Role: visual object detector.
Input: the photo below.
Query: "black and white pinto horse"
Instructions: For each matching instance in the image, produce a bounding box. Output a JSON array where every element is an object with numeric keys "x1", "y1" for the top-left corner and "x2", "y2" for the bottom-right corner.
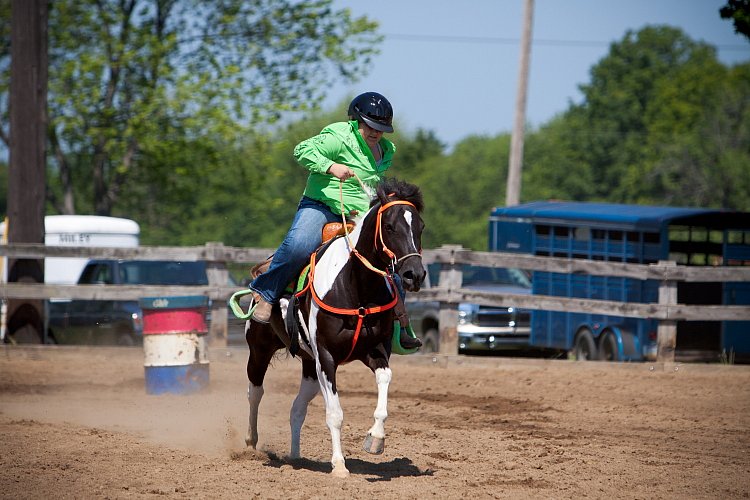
[{"x1": 244, "y1": 178, "x2": 425, "y2": 477}]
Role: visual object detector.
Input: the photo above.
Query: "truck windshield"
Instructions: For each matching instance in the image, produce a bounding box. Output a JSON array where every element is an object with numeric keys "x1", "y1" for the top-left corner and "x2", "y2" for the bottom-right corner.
[
  {"x1": 427, "y1": 263, "x2": 531, "y2": 288},
  {"x1": 119, "y1": 261, "x2": 209, "y2": 286}
]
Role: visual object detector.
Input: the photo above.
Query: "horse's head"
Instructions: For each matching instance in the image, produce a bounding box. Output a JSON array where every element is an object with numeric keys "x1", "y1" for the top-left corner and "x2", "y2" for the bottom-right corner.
[{"x1": 371, "y1": 179, "x2": 426, "y2": 292}]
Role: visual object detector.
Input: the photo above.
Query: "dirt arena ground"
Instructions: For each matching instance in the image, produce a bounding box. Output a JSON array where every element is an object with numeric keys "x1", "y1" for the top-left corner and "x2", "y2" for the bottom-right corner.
[{"x1": 1, "y1": 345, "x2": 748, "y2": 499}]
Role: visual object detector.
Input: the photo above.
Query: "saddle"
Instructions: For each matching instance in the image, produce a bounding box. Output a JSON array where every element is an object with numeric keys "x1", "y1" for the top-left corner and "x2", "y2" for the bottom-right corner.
[{"x1": 249, "y1": 221, "x2": 355, "y2": 279}]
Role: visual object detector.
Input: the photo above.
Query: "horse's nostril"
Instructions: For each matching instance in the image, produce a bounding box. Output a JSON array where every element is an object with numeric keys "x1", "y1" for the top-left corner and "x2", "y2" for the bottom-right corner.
[{"x1": 402, "y1": 271, "x2": 414, "y2": 282}]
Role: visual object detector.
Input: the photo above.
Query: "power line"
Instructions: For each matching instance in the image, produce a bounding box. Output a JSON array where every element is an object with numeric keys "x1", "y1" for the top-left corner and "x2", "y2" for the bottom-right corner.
[{"x1": 383, "y1": 32, "x2": 750, "y2": 51}]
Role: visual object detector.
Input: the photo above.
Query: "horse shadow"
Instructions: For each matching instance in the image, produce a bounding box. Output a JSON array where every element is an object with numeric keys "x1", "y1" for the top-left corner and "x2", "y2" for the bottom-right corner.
[{"x1": 263, "y1": 453, "x2": 434, "y2": 481}]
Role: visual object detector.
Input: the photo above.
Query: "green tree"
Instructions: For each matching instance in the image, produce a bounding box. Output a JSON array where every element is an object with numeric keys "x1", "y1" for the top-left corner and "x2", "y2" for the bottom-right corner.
[
  {"x1": 522, "y1": 24, "x2": 750, "y2": 218},
  {"x1": 720, "y1": 0, "x2": 750, "y2": 40},
  {"x1": 0, "y1": 0, "x2": 380, "y2": 218},
  {"x1": 390, "y1": 128, "x2": 446, "y2": 182},
  {"x1": 576, "y1": 27, "x2": 701, "y2": 199},
  {"x1": 524, "y1": 111, "x2": 596, "y2": 202},
  {"x1": 412, "y1": 134, "x2": 510, "y2": 250},
  {"x1": 647, "y1": 62, "x2": 750, "y2": 209}
]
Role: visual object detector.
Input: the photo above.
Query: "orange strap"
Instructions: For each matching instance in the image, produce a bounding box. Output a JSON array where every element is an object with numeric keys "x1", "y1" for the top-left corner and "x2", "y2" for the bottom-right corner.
[
  {"x1": 374, "y1": 200, "x2": 416, "y2": 262},
  {"x1": 298, "y1": 249, "x2": 398, "y2": 363}
]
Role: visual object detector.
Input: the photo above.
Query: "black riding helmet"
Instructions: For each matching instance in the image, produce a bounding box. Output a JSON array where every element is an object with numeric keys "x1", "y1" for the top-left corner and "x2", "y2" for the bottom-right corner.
[{"x1": 348, "y1": 92, "x2": 394, "y2": 133}]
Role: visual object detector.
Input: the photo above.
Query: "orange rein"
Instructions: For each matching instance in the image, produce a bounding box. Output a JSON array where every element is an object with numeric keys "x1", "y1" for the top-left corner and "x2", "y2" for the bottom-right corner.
[{"x1": 296, "y1": 199, "x2": 418, "y2": 363}]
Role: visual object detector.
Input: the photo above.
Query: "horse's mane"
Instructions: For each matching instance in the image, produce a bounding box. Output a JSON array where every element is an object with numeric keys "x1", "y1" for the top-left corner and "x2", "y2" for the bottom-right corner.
[{"x1": 370, "y1": 178, "x2": 424, "y2": 213}]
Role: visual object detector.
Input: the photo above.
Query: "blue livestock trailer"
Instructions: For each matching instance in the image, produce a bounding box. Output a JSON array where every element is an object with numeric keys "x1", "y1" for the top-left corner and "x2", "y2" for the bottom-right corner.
[{"x1": 489, "y1": 201, "x2": 750, "y2": 362}]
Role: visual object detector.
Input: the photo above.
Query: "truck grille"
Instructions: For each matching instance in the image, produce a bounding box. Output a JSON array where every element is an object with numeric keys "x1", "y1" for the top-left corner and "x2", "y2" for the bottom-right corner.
[
  {"x1": 476, "y1": 307, "x2": 530, "y2": 327},
  {"x1": 476, "y1": 308, "x2": 512, "y2": 327}
]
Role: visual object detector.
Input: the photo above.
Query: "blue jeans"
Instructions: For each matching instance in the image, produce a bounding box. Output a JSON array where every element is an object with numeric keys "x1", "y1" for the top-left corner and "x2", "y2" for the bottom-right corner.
[{"x1": 249, "y1": 196, "x2": 341, "y2": 304}]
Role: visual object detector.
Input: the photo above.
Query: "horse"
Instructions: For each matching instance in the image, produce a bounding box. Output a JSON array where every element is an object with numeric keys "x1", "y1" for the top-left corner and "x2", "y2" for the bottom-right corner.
[{"x1": 243, "y1": 178, "x2": 426, "y2": 477}]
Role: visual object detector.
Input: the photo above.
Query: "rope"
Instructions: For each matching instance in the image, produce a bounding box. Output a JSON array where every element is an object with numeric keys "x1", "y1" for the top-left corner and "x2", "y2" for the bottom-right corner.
[{"x1": 337, "y1": 171, "x2": 368, "y2": 251}]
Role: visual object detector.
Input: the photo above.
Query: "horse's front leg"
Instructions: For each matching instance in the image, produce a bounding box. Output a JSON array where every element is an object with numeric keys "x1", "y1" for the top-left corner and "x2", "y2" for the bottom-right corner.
[
  {"x1": 315, "y1": 350, "x2": 348, "y2": 477},
  {"x1": 364, "y1": 366, "x2": 391, "y2": 454},
  {"x1": 310, "y1": 342, "x2": 348, "y2": 475}
]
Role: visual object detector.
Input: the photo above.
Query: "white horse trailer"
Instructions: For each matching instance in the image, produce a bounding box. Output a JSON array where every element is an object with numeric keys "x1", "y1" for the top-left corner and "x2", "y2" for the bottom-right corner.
[{"x1": 1, "y1": 215, "x2": 140, "y2": 284}]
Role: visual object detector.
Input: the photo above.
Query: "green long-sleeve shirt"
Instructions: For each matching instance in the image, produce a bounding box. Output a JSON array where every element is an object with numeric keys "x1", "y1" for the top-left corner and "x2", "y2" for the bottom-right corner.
[{"x1": 293, "y1": 120, "x2": 395, "y2": 215}]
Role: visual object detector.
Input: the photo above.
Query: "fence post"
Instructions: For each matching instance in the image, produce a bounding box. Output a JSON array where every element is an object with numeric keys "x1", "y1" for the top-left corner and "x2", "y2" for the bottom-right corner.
[
  {"x1": 656, "y1": 260, "x2": 677, "y2": 363},
  {"x1": 437, "y1": 245, "x2": 464, "y2": 355},
  {"x1": 205, "y1": 242, "x2": 228, "y2": 347}
]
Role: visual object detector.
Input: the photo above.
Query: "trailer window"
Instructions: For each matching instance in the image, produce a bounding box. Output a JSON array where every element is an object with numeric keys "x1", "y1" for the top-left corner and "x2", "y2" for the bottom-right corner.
[
  {"x1": 727, "y1": 230, "x2": 749, "y2": 245},
  {"x1": 644, "y1": 232, "x2": 660, "y2": 244},
  {"x1": 574, "y1": 227, "x2": 591, "y2": 241},
  {"x1": 669, "y1": 252, "x2": 689, "y2": 265}
]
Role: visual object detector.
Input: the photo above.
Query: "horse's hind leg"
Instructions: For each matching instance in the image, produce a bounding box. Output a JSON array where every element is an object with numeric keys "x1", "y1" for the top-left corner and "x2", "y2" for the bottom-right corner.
[
  {"x1": 364, "y1": 366, "x2": 391, "y2": 455},
  {"x1": 289, "y1": 359, "x2": 319, "y2": 459},
  {"x1": 245, "y1": 319, "x2": 283, "y2": 449}
]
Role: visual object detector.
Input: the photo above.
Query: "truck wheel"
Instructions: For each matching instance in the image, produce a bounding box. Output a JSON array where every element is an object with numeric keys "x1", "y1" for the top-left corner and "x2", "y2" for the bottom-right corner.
[
  {"x1": 574, "y1": 329, "x2": 597, "y2": 361},
  {"x1": 598, "y1": 331, "x2": 619, "y2": 361},
  {"x1": 6, "y1": 303, "x2": 44, "y2": 344},
  {"x1": 117, "y1": 333, "x2": 136, "y2": 346},
  {"x1": 421, "y1": 328, "x2": 439, "y2": 353},
  {"x1": 7, "y1": 324, "x2": 43, "y2": 344}
]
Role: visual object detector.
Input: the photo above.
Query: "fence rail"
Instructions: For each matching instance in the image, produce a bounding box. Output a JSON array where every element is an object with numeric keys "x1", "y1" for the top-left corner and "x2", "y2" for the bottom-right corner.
[{"x1": 2, "y1": 243, "x2": 750, "y2": 361}]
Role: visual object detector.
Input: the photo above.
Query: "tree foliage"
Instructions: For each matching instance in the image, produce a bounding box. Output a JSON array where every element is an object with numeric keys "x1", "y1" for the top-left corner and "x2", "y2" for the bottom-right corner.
[
  {"x1": 523, "y1": 26, "x2": 750, "y2": 213},
  {"x1": 2, "y1": 18, "x2": 747, "y2": 253},
  {"x1": 720, "y1": 0, "x2": 750, "y2": 40},
  {"x1": 0, "y1": 0, "x2": 380, "y2": 217},
  {"x1": 406, "y1": 134, "x2": 509, "y2": 249}
]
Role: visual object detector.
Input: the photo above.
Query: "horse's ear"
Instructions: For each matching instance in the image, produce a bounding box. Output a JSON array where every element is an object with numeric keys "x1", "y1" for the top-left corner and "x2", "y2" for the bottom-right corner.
[
  {"x1": 376, "y1": 178, "x2": 398, "y2": 205},
  {"x1": 375, "y1": 186, "x2": 390, "y2": 205}
]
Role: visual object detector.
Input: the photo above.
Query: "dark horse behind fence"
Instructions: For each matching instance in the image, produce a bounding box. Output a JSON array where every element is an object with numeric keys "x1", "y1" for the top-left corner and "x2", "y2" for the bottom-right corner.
[{"x1": 244, "y1": 178, "x2": 426, "y2": 477}]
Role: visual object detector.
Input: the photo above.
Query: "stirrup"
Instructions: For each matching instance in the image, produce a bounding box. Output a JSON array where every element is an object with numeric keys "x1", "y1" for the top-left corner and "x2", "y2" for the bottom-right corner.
[
  {"x1": 229, "y1": 289, "x2": 258, "y2": 319},
  {"x1": 392, "y1": 322, "x2": 420, "y2": 355}
]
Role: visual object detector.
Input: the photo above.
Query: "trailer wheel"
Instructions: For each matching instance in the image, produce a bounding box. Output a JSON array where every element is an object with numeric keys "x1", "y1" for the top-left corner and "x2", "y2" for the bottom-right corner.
[
  {"x1": 573, "y1": 329, "x2": 597, "y2": 360},
  {"x1": 598, "y1": 331, "x2": 619, "y2": 361}
]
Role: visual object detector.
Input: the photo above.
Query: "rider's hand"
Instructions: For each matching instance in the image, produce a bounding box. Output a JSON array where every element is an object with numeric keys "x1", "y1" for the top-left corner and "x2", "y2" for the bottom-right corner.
[{"x1": 327, "y1": 163, "x2": 355, "y2": 181}]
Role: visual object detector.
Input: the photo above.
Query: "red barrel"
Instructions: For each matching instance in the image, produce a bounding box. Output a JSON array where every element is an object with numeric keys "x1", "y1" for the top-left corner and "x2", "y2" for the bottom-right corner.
[{"x1": 139, "y1": 296, "x2": 209, "y2": 395}]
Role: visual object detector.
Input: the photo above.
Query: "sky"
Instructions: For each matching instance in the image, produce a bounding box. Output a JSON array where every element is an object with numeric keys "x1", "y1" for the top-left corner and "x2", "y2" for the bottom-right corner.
[{"x1": 326, "y1": 0, "x2": 750, "y2": 149}]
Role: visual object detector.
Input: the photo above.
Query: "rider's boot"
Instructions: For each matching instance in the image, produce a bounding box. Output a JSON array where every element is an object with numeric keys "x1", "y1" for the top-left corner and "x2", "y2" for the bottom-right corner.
[
  {"x1": 252, "y1": 298, "x2": 273, "y2": 323},
  {"x1": 398, "y1": 327, "x2": 422, "y2": 350}
]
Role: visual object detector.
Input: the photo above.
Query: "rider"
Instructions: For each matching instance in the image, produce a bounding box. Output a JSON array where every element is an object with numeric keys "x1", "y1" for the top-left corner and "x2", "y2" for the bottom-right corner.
[{"x1": 248, "y1": 91, "x2": 422, "y2": 350}]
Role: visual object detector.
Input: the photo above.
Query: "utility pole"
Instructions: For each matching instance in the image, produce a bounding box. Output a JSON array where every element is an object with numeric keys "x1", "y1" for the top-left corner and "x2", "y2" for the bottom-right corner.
[
  {"x1": 6, "y1": 0, "x2": 48, "y2": 343},
  {"x1": 505, "y1": 0, "x2": 534, "y2": 207}
]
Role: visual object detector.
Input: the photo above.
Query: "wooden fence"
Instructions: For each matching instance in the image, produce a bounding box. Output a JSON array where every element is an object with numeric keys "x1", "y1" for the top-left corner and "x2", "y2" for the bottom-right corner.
[{"x1": 2, "y1": 242, "x2": 750, "y2": 362}]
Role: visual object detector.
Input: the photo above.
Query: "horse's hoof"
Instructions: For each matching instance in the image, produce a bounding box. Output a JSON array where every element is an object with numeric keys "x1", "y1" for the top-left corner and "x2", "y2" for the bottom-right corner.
[
  {"x1": 363, "y1": 433, "x2": 385, "y2": 455},
  {"x1": 331, "y1": 464, "x2": 350, "y2": 478},
  {"x1": 245, "y1": 436, "x2": 257, "y2": 449}
]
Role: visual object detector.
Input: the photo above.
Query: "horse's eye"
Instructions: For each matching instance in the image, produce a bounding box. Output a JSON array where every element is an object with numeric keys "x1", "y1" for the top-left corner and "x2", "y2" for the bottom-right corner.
[{"x1": 385, "y1": 223, "x2": 395, "y2": 233}]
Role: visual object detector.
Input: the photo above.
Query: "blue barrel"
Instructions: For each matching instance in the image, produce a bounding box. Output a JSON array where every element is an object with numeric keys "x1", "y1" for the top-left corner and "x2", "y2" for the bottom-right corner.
[{"x1": 139, "y1": 296, "x2": 210, "y2": 395}]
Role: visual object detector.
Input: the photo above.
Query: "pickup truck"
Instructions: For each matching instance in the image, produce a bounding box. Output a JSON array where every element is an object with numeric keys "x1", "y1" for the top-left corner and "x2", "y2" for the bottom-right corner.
[
  {"x1": 406, "y1": 263, "x2": 532, "y2": 354},
  {"x1": 46, "y1": 259, "x2": 210, "y2": 345}
]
